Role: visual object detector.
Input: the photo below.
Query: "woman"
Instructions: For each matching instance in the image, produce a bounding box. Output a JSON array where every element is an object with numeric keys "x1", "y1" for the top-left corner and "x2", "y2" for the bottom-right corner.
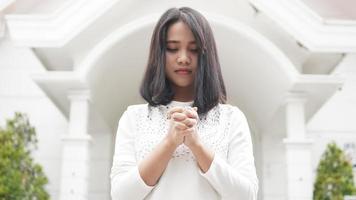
[{"x1": 110, "y1": 7, "x2": 258, "y2": 200}]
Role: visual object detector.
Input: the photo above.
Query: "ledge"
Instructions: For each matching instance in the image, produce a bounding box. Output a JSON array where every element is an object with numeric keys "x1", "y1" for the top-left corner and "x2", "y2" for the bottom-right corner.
[
  {"x1": 249, "y1": 0, "x2": 356, "y2": 52},
  {"x1": 5, "y1": 0, "x2": 119, "y2": 47}
]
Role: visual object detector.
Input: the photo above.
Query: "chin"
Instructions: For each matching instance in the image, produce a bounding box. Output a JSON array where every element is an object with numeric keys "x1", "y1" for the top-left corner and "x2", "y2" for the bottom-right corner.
[{"x1": 173, "y1": 82, "x2": 194, "y2": 88}]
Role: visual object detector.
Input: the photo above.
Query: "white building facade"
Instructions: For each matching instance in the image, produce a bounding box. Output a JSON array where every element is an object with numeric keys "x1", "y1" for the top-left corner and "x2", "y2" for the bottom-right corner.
[{"x1": 0, "y1": 0, "x2": 356, "y2": 200}]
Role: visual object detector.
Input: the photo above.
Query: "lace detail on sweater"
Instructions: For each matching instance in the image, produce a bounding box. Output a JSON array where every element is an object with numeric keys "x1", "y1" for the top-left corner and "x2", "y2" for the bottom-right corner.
[{"x1": 132, "y1": 104, "x2": 235, "y2": 162}]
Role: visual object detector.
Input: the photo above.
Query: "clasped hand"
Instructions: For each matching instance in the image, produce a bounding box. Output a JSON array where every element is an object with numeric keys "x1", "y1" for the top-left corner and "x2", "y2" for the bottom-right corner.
[{"x1": 165, "y1": 106, "x2": 200, "y2": 149}]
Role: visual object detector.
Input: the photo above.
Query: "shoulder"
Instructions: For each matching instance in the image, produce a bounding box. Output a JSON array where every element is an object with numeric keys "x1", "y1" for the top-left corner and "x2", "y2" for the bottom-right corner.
[
  {"x1": 218, "y1": 103, "x2": 245, "y2": 116},
  {"x1": 218, "y1": 103, "x2": 247, "y2": 124},
  {"x1": 118, "y1": 103, "x2": 149, "y2": 120},
  {"x1": 126, "y1": 103, "x2": 149, "y2": 112},
  {"x1": 123, "y1": 103, "x2": 165, "y2": 118},
  {"x1": 116, "y1": 104, "x2": 149, "y2": 127}
]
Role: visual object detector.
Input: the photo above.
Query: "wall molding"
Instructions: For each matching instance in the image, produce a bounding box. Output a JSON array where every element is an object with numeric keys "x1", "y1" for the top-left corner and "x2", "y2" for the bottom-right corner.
[
  {"x1": 5, "y1": 0, "x2": 119, "y2": 47},
  {"x1": 249, "y1": 0, "x2": 356, "y2": 52}
]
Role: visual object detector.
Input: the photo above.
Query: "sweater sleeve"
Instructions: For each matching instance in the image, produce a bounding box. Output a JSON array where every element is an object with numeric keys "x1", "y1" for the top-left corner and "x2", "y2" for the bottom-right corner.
[
  {"x1": 110, "y1": 108, "x2": 154, "y2": 200},
  {"x1": 199, "y1": 107, "x2": 259, "y2": 200}
]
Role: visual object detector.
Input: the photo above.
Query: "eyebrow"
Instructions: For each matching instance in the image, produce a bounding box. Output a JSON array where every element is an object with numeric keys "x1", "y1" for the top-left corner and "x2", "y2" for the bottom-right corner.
[{"x1": 166, "y1": 40, "x2": 196, "y2": 44}]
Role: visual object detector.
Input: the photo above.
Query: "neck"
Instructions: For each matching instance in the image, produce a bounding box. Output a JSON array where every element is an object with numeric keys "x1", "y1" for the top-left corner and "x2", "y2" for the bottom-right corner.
[{"x1": 172, "y1": 85, "x2": 194, "y2": 102}]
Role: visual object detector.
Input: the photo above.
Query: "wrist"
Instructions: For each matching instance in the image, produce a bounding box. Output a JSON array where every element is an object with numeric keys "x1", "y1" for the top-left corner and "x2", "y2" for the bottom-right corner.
[
  {"x1": 188, "y1": 142, "x2": 214, "y2": 173},
  {"x1": 187, "y1": 141, "x2": 203, "y2": 152},
  {"x1": 163, "y1": 137, "x2": 179, "y2": 150}
]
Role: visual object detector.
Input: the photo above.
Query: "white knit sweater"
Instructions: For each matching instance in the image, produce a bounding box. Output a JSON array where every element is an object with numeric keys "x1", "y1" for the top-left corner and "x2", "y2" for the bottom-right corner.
[{"x1": 110, "y1": 101, "x2": 258, "y2": 200}]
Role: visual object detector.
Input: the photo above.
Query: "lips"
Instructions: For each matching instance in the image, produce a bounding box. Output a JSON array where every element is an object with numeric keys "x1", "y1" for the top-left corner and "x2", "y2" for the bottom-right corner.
[{"x1": 175, "y1": 68, "x2": 192, "y2": 75}]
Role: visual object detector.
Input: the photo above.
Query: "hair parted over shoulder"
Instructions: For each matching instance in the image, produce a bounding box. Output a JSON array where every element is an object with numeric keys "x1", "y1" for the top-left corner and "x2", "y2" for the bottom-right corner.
[{"x1": 140, "y1": 7, "x2": 227, "y2": 115}]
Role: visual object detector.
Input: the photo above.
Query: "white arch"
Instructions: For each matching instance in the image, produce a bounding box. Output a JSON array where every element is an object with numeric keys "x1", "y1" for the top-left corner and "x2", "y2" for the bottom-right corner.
[{"x1": 77, "y1": 12, "x2": 299, "y2": 82}]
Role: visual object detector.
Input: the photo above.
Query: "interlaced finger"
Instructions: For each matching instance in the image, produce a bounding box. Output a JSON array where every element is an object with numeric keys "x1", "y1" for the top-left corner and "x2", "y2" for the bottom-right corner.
[
  {"x1": 171, "y1": 112, "x2": 187, "y2": 122},
  {"x1": 167, "y1": 107, "x2": 185, "y2": 119},
  {"x1": 184, "y1": 107, "x2": 198, "y2": 119},
  {"x1": 181, "y1": 118, "x2": 197, "y2": 128},
  {"x1": 172, "y1": 121, "x2": 189, "y2": 130}
]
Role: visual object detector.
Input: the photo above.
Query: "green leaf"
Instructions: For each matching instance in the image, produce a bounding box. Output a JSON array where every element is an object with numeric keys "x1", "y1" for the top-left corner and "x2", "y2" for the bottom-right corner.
[
  {"x1": 313, "y1": 142, "x2": 356, "y2": 200},
  {"x1": 0, "y1": 112, "x2": 50, "y2": 200}
]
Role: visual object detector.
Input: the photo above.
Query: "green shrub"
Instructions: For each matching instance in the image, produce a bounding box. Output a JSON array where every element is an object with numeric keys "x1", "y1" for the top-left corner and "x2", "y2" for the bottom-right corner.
[
  {"x1": 0, "y1": 112, "x2": 49, "y2": 200},
  {"x1": 313, "y1": 142, "x2": 356, "y2": 200}
]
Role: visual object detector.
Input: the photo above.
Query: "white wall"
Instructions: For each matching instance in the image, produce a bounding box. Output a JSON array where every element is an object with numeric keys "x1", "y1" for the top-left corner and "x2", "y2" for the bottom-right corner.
[
  {"x1": 88, "y1": 128, "x2": 113, "y2": 200},
  {"x1": 261, "y1": 131, "x2": 287, "y2": 200},
  {"x1": 0, "y1": 39, "x2": 67, "y2": 200},
  {"x1": 0, "y1": 38, "x2": 115, "y2": 200},
  {"x1": 308, "y1": 54, "x2": 356, "y2": 186}
]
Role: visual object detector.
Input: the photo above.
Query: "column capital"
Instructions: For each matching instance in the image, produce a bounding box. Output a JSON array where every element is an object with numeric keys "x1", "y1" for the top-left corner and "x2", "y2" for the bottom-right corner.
[
  {"x1": 67, "y1": 89, "x2": 91, "y2": 101},
  {"x1": 61, "y1": 134, "x2": 92, "y2": 142},
  {"x1": 283, "y1": 138, "x2": 314, "y2": 146},
  {"x1": 285, "y1": 91, "x2": 308, "y2": 104}
]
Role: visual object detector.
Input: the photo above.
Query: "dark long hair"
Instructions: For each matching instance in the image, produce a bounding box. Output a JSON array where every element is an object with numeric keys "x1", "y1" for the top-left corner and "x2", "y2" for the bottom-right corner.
[{"x1": 140, "y1": 7, "x2": 226, "y2": 115}]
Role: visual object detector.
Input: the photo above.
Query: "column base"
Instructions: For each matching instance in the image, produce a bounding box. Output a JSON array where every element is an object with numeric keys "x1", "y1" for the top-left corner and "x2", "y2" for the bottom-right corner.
[
  {"x1": 59, "y1": 134, "x2": 92, "y2": 200},
  {"x1": 283, "y1": 138, "x2": 314, "y2": 200}
]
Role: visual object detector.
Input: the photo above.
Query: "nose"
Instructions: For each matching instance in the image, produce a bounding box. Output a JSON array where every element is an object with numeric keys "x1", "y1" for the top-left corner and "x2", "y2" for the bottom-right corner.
[{"x1": 177, "y1": 50, "x2": 191, "y2": 65}]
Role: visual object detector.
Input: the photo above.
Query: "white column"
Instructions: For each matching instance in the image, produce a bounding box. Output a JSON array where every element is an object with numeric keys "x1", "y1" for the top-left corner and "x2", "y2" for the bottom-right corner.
[
  {"x1": 283, "y1": 92, "x2": 313, "y2": 200},
  {"x1": 59, "y1": 90, "x2": 92, "y2": 200}
]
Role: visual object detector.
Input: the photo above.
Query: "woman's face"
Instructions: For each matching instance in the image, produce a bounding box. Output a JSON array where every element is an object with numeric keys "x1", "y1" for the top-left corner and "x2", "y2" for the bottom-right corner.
[{"x1": 165, "y1": 21, "x2": 198, "y2": 90}]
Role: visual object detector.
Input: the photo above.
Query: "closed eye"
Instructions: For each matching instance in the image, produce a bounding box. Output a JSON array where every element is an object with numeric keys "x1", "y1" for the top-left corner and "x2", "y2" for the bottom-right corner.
[
  {"x1": 166, "y1": 47, "x2": 198, "y2": 53},
  {"x1": 166, "y1": 48, "x2": 178, "y2": 52}
]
